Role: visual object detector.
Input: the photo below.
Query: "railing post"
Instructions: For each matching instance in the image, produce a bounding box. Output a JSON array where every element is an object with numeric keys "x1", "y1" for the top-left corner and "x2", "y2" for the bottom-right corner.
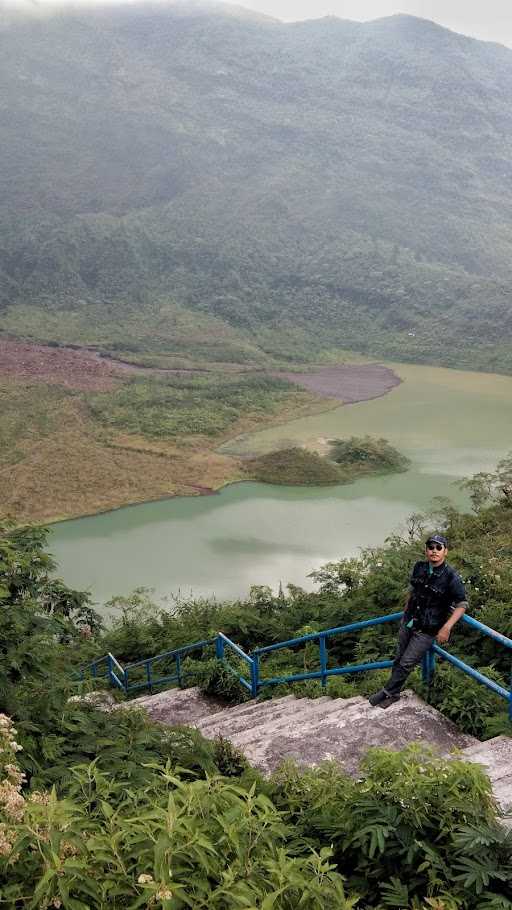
[
  {"x1": 124, "y1": 667, "x2": 129, "y2": 693},
  {"x1": 176, "y1": 653, "x2": 183, "y2": 688},
  {"x1": 422, "y1": 647, "x2": 435, "y2": 689},
  {"x1": 251, "y1": 655, "x2": 259, "y2": 699},
  {"x1": 421, "y1": 650, "x2": 429, "y2": 684},
  {"x1": 509, "y1": 669, "x2": 512, "y2": 721},
  {"x1": 319, "y1": 636, "x2": 328, "y2": 688},
  {"x1": 107, "y1": 654, "x2": 113, "y2": 685},
  {"x1": 429, "y1": 648, "x2": 436, "y2": 682},
  {"x1": 146, "y1": 660, "x2": 153, "y2": 693},
  {"x1": 216, "y1": 635, "x2": 225, "y2": 660}
]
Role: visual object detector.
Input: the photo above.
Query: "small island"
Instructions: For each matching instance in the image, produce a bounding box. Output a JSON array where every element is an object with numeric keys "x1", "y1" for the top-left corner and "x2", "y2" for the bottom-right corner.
[{"x1": 243, "y1": 436, "x2": 410, "y2": 486}]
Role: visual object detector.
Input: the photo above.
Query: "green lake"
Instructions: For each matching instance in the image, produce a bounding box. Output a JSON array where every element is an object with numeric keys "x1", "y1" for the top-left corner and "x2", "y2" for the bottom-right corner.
[{"x1": 50, "y1": 363, "x2": 512, "y2": 610}]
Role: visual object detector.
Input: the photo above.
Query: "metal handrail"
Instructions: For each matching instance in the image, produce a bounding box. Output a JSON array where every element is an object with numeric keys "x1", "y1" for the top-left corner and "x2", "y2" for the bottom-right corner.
[
  {"x1": 253, "y1": 612, "x2": 402, "y2": 692},
  {"x1": 78, "y1": 612, "x2": 512, "y2": 717},
  {"x1": 253, "y1": 613, "x2": 404, "y2": 655},
  {"x1": 216, "y1": 632, "x2": 254, "y2": 694},
  {"x1": 79, "y1": 638, "x2": 216, "y2": 695},
  {"x1": 432, "y1": 645, "x2": 510, "y2": 701},
  {"x1": 462, "y1": 613, "x2": 512, "y2": 649}
]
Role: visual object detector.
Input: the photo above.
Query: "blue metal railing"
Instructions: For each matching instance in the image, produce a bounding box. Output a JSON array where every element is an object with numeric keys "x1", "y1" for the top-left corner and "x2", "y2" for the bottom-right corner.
[
  {"x1": 252, "y1": 612, "x2": 403, "y2": 691},
  {"x1": 79, "y1": 638, "x2": 216, "y2": 695},
  {"x1": 78, "y1": 612, "x2": 512, "y2": 717},
  {"x1": 215, "y1": 632, "x2": 255, "y2": 694},
  {"x1": 426, "y1": 614, "x2": 512, "y2": 716}
]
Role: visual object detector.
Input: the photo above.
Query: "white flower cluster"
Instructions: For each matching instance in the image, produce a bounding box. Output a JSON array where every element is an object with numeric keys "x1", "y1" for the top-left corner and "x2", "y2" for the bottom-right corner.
[
  {"x1": 0, "y1": 714, "x2": 23, "y2": 753},
  {"x1": 0, "y1": 714, "x2": 26, "y2": 856},
  {"x1": 137, "y1": 873, "x2": 173, "y2": 900}
]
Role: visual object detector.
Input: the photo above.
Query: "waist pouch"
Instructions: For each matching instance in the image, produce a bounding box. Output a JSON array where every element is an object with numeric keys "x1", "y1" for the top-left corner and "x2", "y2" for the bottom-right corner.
[{"x1": 404, "y1": 615, "x2": 439, "y2": 635}]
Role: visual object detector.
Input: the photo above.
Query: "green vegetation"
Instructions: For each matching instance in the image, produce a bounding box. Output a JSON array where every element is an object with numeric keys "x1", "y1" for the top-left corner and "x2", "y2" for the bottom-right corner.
[
  {"x1": 2, "y1": 464, "x2": 512, "y2": 906},
  {"x1": 329, "y1": 435, "x2": 411, "y2": 477},
  {"x1": 2, "y1": 7, "x2": 512, "y2": 370},
  {"x1": 243, "y1": 437, "x2": 409, "y2": 485},
  {"x1": 86, "y1": 373, "x2": 307, "y2": 438},
  {"x1": 243, "y1": 446, "x2": 343, "y2": 485},
  {"x1": 0, "y1": 363, "x2": 329, "y2": 523}
]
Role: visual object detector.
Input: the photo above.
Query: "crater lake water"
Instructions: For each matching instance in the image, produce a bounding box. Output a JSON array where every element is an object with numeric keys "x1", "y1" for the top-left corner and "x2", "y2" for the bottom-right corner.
[{"x1": 50, "y1": 363, "x2": 512, "y2": 610}]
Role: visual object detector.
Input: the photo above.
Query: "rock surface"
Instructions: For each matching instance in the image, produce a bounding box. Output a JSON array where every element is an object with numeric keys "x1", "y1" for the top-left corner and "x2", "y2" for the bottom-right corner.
[{"x1": 126, "y1": 686, "x2": 512, "y2": 815}]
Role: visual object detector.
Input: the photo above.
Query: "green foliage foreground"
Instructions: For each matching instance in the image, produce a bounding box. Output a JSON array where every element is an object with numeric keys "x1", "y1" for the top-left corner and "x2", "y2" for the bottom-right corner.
[
  {"x1": 1, "y1": 711, "x2": 511, "y2": 909},
  {"x1": 2, "y1": 461, "x2": 512, "y2": 907}
]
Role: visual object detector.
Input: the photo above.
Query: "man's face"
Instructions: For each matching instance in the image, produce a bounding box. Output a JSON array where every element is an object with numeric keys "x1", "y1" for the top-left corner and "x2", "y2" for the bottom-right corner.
[{"x1": 425, "y1": 541, "x2": 447, "y2": 566}]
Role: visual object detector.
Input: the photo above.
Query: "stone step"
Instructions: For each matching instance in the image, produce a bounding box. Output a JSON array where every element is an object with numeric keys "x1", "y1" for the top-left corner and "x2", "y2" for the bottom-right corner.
[
  {"x1": 461, "y1": 735, "x2": 512, "y2": 766},
  {"x1": 196, "y1": 694, "x2": 299, "y2": 734},
  {"x1": 491, "y1": 776, "x2": 512, "y2": 814},
  {"x1": 459, "y1": 736, "x2": 512, "y2": 802},
  {"x1": 224, "y1": 697, "x2": 366, "y2": 748},
  {"x1": 124, "y1": 686, "x2": 226, "y2": 726},
  {"x1": 122, "y1": 683, "x2": 512, "y2": 816},
  {"x1": 198, "y1": 697, "x2": 326, "y2": 741},
  {"x1": 240, "y1": 691, "x2": 476, "y2": 776},
  {"x1": 197, "y1": 695, "x2": 340, "y2": 739}
]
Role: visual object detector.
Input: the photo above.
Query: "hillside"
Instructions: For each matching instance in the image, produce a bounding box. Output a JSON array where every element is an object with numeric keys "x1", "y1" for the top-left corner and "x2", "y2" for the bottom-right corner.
[{"x1": 1, "y1": 3, "x2": 512, "y2": 369}]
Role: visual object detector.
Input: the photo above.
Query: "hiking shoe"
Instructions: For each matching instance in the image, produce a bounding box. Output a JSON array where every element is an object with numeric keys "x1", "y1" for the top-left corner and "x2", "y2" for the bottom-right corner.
[
  {"x1": 378, "y1": 695, "x2": 400, "y2": 710},
  {"x1": 368, "y1": 689, "x2": 388, "y2": 707}
]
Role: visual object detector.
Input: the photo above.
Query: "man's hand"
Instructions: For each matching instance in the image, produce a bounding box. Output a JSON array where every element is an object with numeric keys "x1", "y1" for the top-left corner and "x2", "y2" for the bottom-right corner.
[
  {"x1": 436, "y1": 626, "x2": 451, "y2": 645},
  {"x1": 436, "y1": 605, "x2": 466, "y2": 646}
]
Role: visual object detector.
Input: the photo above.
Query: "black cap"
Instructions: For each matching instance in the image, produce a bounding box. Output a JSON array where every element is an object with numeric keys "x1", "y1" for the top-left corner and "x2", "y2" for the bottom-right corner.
[{"x1": 426, "y1": 533, "x2": 448, "y2": 547}]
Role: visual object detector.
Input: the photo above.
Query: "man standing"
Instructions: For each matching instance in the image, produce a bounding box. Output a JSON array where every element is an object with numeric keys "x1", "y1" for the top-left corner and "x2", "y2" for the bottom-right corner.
[{"x1": 368, "y1": 534, "x2": 468, "y2": 709}]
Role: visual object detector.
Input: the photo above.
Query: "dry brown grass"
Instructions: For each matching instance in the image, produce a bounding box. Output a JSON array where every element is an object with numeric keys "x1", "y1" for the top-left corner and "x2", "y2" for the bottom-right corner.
[
  {"x1": 0, "y1": 396, "x2": 245, "y2": 523},
  {"x1": 0, "y1": 368, "x2": 340, "y2": 524}
]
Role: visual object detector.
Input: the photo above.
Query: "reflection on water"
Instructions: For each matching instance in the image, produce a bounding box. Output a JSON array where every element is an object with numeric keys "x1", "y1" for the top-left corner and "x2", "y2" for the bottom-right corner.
[{"x1": 50, "y1": 363, "x2": 512, "y2": 611}]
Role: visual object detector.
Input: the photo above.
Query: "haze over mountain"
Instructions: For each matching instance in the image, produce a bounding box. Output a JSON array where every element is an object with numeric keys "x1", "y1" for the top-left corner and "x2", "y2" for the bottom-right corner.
[{"x1": 2, "y1": 2, "x2": 512, "y2": 368}]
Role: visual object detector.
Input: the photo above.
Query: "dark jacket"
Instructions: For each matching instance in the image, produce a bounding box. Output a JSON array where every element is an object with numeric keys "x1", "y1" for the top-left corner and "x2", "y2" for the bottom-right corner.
[{"x1": 404, "y1": 560, "x2": 467, "y2": 633}]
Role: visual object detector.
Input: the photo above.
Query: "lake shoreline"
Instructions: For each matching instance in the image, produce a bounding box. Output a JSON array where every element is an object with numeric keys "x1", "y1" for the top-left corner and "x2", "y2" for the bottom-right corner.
[
  {"x1": 49, "y1": 361, "x2": 512, "y2": 605},
  {"x1": 45, "y1": 362, "x2": 402, "y2": 526}
]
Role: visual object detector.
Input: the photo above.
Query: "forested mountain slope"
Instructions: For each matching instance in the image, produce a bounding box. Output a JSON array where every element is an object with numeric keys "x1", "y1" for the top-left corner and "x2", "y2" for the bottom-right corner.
[{"x1": 2, "y1": 2, "x2": 512, "y2": 367}]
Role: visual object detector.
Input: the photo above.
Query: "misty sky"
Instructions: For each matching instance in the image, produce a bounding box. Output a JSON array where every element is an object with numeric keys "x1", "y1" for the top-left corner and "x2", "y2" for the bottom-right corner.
[
  {"x1": 6, "y1": 0, "x2": 512, "y2": 49},
  {"x1": 234, "y1": 0, "x2": 512, "y2": 47}
]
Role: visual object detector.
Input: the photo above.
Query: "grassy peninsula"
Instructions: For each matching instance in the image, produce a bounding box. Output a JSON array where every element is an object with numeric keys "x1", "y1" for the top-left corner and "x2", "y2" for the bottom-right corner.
[
  {"x1": 329, "y1": 436, "x2": 411, "y2": 477},
  {"x1": 244, "y1": 437, "x2": 410, "y2": 486}
]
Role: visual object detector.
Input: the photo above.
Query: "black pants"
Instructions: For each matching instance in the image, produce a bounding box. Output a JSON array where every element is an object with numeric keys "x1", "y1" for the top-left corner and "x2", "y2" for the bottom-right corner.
[{"x1": 384, "y1": 624, "x2": 434, "y2": 697}]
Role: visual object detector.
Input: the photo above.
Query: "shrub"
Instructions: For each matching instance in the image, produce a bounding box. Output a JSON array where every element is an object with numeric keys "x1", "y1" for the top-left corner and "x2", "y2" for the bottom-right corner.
[
  {"x1": 271, "y1": 745, "x2": 512, "y2": 908},
  {"x1": 196, "y1": 658, "x2": 251, "y2": 705},
  {"x1": 424, "y1": 664, "x2": 507, "y2": 739},
  {"x1": 1, "y1": 764, "x2": 357, "y2": 909}
]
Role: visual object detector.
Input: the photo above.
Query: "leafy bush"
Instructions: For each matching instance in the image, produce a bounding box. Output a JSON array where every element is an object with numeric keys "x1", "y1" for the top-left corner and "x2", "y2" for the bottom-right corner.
[
  {"x1": 196, "y1": 658, "x2": 251, "y2": 705},
  {"x1": 423, "y1": 664, "x2": 507, "y2": 739},
  {"x1": 1, "y1": 760, "x2": 357, "y2": 909},
  {"x1": 211, "y1": 736, "x2": 249, "y2": 777},
  {"x1": 244, "y1": 446, "x2": 343, "y2": 485},
  {"x1": 271, "y1": 745, "x2": 512, "y2": 908},
  {"x1": 329, "y1": 436, "x2": 410, "y2": 476}
]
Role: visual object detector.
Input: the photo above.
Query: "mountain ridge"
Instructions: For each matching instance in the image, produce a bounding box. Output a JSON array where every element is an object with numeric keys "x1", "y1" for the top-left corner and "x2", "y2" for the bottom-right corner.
[{"x1": 2, "y1": 2, "x2": 512, "y2": 369}]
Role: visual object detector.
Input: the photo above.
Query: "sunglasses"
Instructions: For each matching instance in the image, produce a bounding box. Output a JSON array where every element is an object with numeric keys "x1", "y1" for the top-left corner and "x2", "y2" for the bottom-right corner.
[{"x1": 426, "y1": 542, "x2": 445, "y2": 551}]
